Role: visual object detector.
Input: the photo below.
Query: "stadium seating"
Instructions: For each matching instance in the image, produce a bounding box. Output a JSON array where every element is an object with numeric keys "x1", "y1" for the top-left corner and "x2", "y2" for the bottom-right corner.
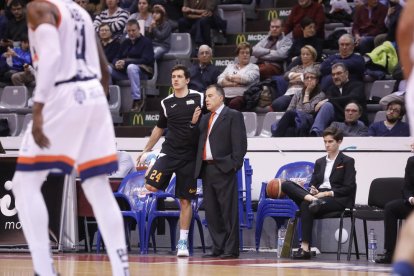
[
  {"x1": 157, "y1": 33, "x2": 192, "y2": 86},
  {"x1": 217, "y1": 4, "x2": 246, "y2": 33},
  {"x1": 108, "y1": 85, "x2": 122, "y2": 124},
  {"x1": 258, "y1": 112, "x2": 285, "y2": 137},
  {"x1": 18, "y1": 113, "x2": 32, "y2": 136},
  {"x1": 0, "y1": 86, "x2": 29, "y2": 114},
  {"x1": 0, "y1": 113, "x2": 20, "y2": 136},
  {"x1": 242, "y1": 112, "x2": 258, "y2": 137}
]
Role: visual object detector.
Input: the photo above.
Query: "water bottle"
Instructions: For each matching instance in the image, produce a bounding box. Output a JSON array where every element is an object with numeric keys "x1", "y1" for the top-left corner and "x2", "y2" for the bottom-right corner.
[
  {"x1": 368, "y1": 229, "x2": 377, "y2": 262},
  {"x1": 277, "y1": 226, "x2": 287, "y2": 258}
]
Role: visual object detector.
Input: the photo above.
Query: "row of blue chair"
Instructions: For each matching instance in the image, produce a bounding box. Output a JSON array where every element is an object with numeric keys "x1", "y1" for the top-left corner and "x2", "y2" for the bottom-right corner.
[{"x1": 95, "y1": 158, "x2": 253, "y2": 255}]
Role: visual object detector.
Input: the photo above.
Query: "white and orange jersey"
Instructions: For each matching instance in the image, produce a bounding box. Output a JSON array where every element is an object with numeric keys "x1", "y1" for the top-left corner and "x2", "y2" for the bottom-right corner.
[{"x1": 28, "y1": 0, "x2": 101, "y2": 84}]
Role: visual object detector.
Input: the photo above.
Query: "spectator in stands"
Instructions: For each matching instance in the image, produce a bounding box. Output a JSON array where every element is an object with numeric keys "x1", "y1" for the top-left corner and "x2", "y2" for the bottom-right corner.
[
  {"x1": 272, "y1": 67, "x2": 325, "y2": 137},
  {"x1": 310, "y1": 63, "x2": 367, "y2": 136},
  {"x1": 252, "y1": 19, "x2": 292, "y2": 80},
  {"x1": 282, "y1": 126, "x2": 356, "y2": 260},
  {"x1": 99, "y1": 23, "x2": 120, "y2": 64},
  {"x1": 4, "y1": 0, "x2": 27, "y2": 44},
  {"x1": 11, "y1": 62, "x2": 35, "y2": 87},
  {"x1": 217, "y1": 42, "x2": 259, "y2": 111},
  {"x1": 284, "y1": 0, "x2": 325, "y2": 39},
  {"x1": 110, "y1": 20, "x2": 154, "y2": 112},
  {"x1": 178, "y1": 0, "x2": 224, "y2": 47},
  {"x1": 352, "y1": 0, "x2": 388, "y2": 55},
  {"x1": 329, "y1": 101, "x2": 369, "y2": 136},
  {"x1": 375, "y1": 155, "x2": 414, "y2": 264},
  {"x1": 188, "y1": 45, "x2": 221, "y2": 94},
  {"x1": 288, "y1": 17, "x2": 324, "y2": 65},
  {"x1": 374, "y1": 0, "x2": 403, "y2": 47},
  {"x1": 0, "y1": 36, "x2": 31, "y2": 84},
  {"x1": 272, "y1": 45, "x2": 320, "y2": 112},
  {"x1": 75, "y1": 0, "x2": 95, "y2": 19},
  {"x1": 319, "y1": 34, "x2": 365, "y2": 91},
  {"x1": 128, "y1": 0, "x2": 152, "y2": 33},
  {"x1": 147, "y1": 4, "x2": 171, "y2": 60},
  {"x1": 326, "y1": 0, "x2": 353, "y2": 26},
  {"x1": 368, "y1": 100, "x2": 410, "y2": 136},
  {"x1": 93, "y1": 0, "x2": 129, "y2": 38}
]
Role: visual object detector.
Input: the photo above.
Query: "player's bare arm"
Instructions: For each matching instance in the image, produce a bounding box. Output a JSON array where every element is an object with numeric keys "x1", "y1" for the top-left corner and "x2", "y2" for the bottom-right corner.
[
  {"x1": 136, "y1": 126, "x2": 164, "y2": 165},
  {"x1": 26, "y1": 1, "x2": 59, "y2": 29},
  {"x1": 397, "y1": 0, "x2": 414, "y2": 78},
  {"x1": 27, "y1": 1, "x2": 61, "y2": 149}
]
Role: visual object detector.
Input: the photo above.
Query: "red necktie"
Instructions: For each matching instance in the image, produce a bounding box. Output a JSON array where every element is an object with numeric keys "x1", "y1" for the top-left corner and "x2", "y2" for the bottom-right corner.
[{"x1": 203, "y1": 112, "x2": 216, "y2": 160}]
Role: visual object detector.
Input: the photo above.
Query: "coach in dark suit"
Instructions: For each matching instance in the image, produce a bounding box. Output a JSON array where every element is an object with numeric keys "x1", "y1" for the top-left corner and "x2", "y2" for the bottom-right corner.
[
  {"x1": 195, "y1": 84, "x2": 247, "y2": 259},
  {"x1": 375, "y1": 156, "x2": 414, "y2": 264},
  {"x1": 282, "y1": 126, "x2": 356, "y2": 259}
]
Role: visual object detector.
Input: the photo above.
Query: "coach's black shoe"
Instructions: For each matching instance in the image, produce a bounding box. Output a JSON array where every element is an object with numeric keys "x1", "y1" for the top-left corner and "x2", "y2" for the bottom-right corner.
[
  {"x1": 220, "y1": 253, "x2": 239, "y2": 259},
  {"x1": 292, "y1": 248, "x2": 311, "y2": 260},
  {"x1": 375, "y1": 251, "x2": 393, "y2": 264},
  {"x1": 202, "y1": 252, "x2": 221, "y2": 258},
  {"x1": 309, "y1": 199, "x2": 326, "y2": 214}
]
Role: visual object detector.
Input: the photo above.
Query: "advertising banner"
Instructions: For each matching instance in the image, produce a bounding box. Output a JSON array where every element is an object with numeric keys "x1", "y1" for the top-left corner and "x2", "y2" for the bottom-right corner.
[{"x1": 0, "y1": 156, "x2": 65, "y2": 248}]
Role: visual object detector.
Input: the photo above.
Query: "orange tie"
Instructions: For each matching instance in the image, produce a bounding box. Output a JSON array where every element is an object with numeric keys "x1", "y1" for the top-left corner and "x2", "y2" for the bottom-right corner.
[{"x1": 203, "y1": 112, "x2": 216, "y2": 160}]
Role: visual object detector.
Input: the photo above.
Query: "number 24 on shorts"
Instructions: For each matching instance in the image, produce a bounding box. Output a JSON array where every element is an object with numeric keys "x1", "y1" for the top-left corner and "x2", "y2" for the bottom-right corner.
[{"x1": 149, "y1": 170, "x2": 162, "y2": 183}]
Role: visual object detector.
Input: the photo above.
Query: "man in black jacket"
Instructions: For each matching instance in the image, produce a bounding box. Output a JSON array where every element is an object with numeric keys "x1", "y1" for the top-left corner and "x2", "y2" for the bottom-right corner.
[
  {"x1": 282, "y1": 126, "x2": 357, "y2": 259},
  {"x1": 110, "y1": 19, "x2": 154, "y2": 112},
  {"x1": 310, "y1": 63, "x2": 367, "y2": 136},
  {"x1": 195, "y1": 84, "x2": 247, "y2": 259},
  {"x1": 375, "y1": 155, "x2": 414, "y2": 264}
]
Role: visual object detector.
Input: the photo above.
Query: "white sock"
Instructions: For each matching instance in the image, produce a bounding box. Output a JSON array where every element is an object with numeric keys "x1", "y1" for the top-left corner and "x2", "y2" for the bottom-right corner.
[
  {"x1": 179, "y1": 229, "x2": 189, "y2": 241},
  {"x1": 12, "y1": 171, "x2": 57, "y2": 276},
  {"x1": 82, "y1": 175, "x2": 129, "y2": 276}
]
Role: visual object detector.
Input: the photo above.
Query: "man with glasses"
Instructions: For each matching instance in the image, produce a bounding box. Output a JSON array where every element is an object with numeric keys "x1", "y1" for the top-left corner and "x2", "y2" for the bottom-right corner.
[
  {"x1": 252, "y1": 18, "x2": 292, "y2": 80},
  {"x1": 310, "y1": 63, "x2": 367, "y2": 136},
  {"x1": 320, "y1": 34, "x2": 365, "y2": 90},
  {"x1": 329, "y1": 101, "x2": 368, "y2": 136},
  {"x1": 189, "y1": 45, "x2": 221, "y2": 95},
  {"x1": 368, "y1": 100, "x2": 410, "y2": 136}
]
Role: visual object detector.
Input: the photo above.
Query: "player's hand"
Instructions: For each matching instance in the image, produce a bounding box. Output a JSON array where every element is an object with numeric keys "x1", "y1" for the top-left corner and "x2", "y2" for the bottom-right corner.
[
  {"x1": 32, "y1": 112, "x2": 50, "y2": 149},
  {"x1": 191, "y1": 106, "x2": 202, "y2": 125},
  {"x1": 136, "y1": 151, "x2": 147, "y2": 167}
]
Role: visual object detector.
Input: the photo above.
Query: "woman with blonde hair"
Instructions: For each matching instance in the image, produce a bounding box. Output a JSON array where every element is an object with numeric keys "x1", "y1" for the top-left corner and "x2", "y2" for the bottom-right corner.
[{"x1": 272, "y1": 45, "x2": 320, "y2": 112}]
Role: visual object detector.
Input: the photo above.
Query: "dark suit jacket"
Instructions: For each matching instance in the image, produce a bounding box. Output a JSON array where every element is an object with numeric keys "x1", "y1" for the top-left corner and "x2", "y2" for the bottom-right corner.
[
  {"x1": 326, "y1": 80, "x2": 368, "y2": 125},
  {"x1": 309, "y1": 152, "x2": 356, "y2": 208},
  {"x1": 402, "y1": 156, "x2": 414, "y2": 202},
  {"x1": 195, "y1": 106, "x2": 247, "y2": 177}
]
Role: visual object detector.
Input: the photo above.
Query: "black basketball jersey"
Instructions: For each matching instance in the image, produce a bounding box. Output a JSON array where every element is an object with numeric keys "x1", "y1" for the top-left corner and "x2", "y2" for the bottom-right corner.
[{"x1": 157, "y1": 89, "x2": 204, "y2": 160}]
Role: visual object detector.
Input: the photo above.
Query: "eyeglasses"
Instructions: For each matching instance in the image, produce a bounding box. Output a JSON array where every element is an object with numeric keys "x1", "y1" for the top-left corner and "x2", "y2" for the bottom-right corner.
[
  {"x1": 345, "y1": 109, "x2": 358, "y2": 113},
  {"x1": 387, "y1": 108, "x2": 401, "y2": 114},
  {"x1": 304, "y1": 76, "x2": 317, "y2": 80}
]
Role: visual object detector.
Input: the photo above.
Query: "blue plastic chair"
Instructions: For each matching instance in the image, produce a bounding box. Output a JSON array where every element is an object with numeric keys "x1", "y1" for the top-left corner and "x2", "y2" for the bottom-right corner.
[
  {"x1": 144, "y1": 177, "x2": 181, "y2": 254},
  {"x1": 255, "y1": 161, "x2": 315, "y2": 251},
  {"x1": 96, "y1": 170, "x2": 152, "y2": 254}
]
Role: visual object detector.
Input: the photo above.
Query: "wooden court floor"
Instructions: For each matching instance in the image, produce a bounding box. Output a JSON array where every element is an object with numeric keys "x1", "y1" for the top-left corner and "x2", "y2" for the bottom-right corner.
[{"x1": 0, "y1": 251, "x2": 392, "y2": 276}]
